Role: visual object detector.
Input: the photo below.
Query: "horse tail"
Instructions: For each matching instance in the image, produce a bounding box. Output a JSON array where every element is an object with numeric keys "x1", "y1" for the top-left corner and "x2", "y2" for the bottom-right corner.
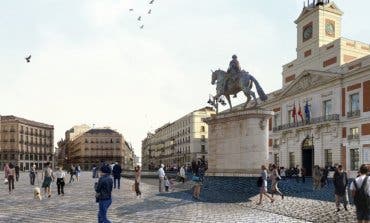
[{"x1": 249, "y1": 75, "x2": 268, "y2": 101}]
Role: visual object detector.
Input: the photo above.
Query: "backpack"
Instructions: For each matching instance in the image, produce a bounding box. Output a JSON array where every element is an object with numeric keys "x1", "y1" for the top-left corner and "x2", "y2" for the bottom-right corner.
[
  {"x1": 257, "y1": 177, "x2": 263, "y2": 187},
  {"x1": 353, "y1": 176, "x2": 370, "y2": 210}
]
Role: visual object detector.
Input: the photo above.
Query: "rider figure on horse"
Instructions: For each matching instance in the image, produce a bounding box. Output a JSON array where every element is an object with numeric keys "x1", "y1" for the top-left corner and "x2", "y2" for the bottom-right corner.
[{"x1": 226, "y1": 54, "x2": 241, "y2": 98}]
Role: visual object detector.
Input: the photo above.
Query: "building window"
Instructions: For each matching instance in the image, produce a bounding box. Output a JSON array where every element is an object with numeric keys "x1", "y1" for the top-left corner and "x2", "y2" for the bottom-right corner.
[
  {"x1": 350, "y1": 148, "x2": 360, "y2": 171},
  {"x1": 289, "y1": 152, "x2": 295, "y2": 168},
  {"x1": 274, "y1": 113, "x2": 281, "y2": 127},
  {"x1": 348, "y1": 127, "x2": 359, "y2": 140},
  {"x1": 288, "y1": 110, "x2": 295, "y2": 124},
  {"x1": 324, "y1": 149, "x2": 332, "y2": 167},
  {"x1": 201, "y1": 145, "x2": 205, "y2": 153},
  {"x1": 200, "y1": 126, "x2": 205, "y2": 132},
  {"x1": 274, "y1": 153, "x2": 280, "y2": 166},
  {"x1": 201, "y1": 135, "x2": 205, "y2": 142},
  {"x1": 323, "y1": 99, "x2": 332, "y2": 117},
  {"x1": 349, "y1": 93, "x2": 360, "y2": 112}
]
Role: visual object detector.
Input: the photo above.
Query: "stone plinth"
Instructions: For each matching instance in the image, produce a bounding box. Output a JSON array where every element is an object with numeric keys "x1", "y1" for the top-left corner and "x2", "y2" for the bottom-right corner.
[{"x1": 204, "y1": 109, "x2": 273, "y2": 177}]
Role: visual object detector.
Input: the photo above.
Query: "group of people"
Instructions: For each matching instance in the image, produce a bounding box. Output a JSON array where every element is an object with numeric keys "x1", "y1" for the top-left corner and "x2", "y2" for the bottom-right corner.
[
  {"x1": 257, "y1": 163, "x2": 370, "y2": 222},
  {"x1": 68, "y1": 164, "x2": 82, "y2": 183}
]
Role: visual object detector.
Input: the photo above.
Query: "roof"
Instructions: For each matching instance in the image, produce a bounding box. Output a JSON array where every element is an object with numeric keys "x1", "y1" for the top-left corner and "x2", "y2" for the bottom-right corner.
[
  {"x1": 85, "y1": 128, "x2": 119, "y2": 135},
  {"x1": 0, "y1": 115, "x2": 54, "y2": 129}
]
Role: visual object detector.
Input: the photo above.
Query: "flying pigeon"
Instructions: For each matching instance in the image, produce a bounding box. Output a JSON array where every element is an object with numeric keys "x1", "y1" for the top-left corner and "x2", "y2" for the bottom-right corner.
[
  {"x1": 137, "y1": 16, "x2": 141, "y2": 21},
  {"x1": 129, "y1": 8, "x2": 134, "y2": 12},
  {"x1": 149, "y1": 0, "x2": 154, "y2": 4},
  {"x1": 148, "y1": 9, "x2": 152, "y2": 14},
  {"x1": 140, "y1": 25, "x2": 144, "y2": 29},
  {"x1": 25, "y1": 55, "x2": 31, "y2": 63}
]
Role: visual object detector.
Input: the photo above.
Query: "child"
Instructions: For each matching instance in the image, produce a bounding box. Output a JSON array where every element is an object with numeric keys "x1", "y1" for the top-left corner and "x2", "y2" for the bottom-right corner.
[{"x1": 164, "y1": 176, "x2": 170, "y2": 192}]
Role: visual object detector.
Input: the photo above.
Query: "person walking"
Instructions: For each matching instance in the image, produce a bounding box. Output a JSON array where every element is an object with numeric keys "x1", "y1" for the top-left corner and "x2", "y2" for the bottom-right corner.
[
  {"x1": 41, "y1": 162, "x2": 55, "y2": 198},
  {"x1": 350, "y1": 164, "x2": 370, "y2": 223},
  {"x1": 257, "y1": 165, "x2": 274, "y2": 205},
  {"x1": 92, "y1": 164, "x2": 98, "y2": 179},
  {"x1": 313, "y1": 165, "x2": 322, "y2": 190},
  {"x1": 112, "y1": 162, "x2": 122, "y2": 189},
  {"x1": 69, "y1": 165, "x2": 75, "y2": 183},
  {"x1": 333, "y1": 165, "x2": 348, "y2": 212},
  {"x1": 158, "y1": 164, "x2": 165, "y2": 193},
  {"x1": 191, "y1": 161, "x2": 202, "y2": 200},
  {"x1": 179, "y1": 165, "x2": 186, "y2": 183},
  {"x1": 75, "y1": 164, "x2": 81, "y2": 182},
  {"x1": 55, "y1": 166, "x2": 66, "y2": 196},
  {"x1": 134, "y1": 165, "x2": 142, "y2": 198},
  {"x1": 15, "y1": 164, "x2": 20, "y2": 182},
  {"x1": 95, "y1": 164, "x2": 113, "y2": 223},
  {"x1": 30, "y1": 164, "x2": 38, "y2": 185},
  {"x1": 270, "y1": 164, "x2": 284, "y2": 199},
  {"x1": 4, "y1": 163, "x2": 15, "y2": 194}
]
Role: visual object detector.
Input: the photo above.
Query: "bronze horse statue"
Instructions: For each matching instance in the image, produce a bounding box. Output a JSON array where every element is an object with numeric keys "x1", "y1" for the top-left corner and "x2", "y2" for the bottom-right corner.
[{"x1": 211, "y1": 69, "x2": 268, "y2": 110}]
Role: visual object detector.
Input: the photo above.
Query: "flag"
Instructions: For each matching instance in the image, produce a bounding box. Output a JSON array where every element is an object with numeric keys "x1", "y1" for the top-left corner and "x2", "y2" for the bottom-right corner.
[
  {"x1": 304, "y1": 101, "x2": 311, "y2": 122},
  {"x1": 292, "y1": 103, "x2": 297, "y2": 123},
  {"x1": 298, "y1": 103, "x2": 303, "y2": 122}
]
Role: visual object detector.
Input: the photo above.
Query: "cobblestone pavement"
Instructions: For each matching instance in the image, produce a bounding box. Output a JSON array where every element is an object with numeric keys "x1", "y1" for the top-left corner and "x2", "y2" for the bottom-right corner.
[{"x1": 0, "y1": 173, "x2": 357, "y2": 223}]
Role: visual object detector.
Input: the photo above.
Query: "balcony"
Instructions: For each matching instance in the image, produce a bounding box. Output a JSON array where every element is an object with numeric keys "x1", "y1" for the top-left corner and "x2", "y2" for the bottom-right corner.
[
  {"x1": 273, "y1": 114, "x2": 340, "y2": 132},
  {"x1": 347, "y1": 134, "x2": 360, "y2": 141},
  {"x1": 347, "y1": 110, "x2": 360, "y2": 118}
]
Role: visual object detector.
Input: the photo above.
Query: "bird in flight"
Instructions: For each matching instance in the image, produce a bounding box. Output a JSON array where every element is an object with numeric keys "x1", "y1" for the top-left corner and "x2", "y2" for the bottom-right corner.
[
  {"x1": 149, "y1": 0, "x2": 154, "y2": 4},
  {"x1": 148, "y1": 9, "x2": 152, "y2": 14},
  {"x1": 25, "y1": 55, "x2": 31, "y2": 63},
  {"x1": 137, "y1": 16, "x2": 142, "y2": 21},
  {"x1": 140, "y1": 25, "x2": 144, "y2": 29},
  {"x1": 129, "y1": 8, "x2": 134, "y2": 12}
]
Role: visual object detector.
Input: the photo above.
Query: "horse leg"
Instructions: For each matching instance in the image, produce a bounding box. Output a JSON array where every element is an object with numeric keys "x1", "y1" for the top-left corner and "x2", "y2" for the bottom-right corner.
[
  {"x1": 225, "y1": 95, "x2": 232, "y2": 110},
  {"x1": 250, "y1": 91, "x2": 257, "y2": 107}
]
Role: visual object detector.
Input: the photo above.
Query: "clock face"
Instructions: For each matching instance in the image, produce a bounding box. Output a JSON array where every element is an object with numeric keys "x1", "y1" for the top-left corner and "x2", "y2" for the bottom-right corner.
[
  {"x1": 303, "y1": 25, "x2": 313, "y2": 41},
  {"x1": 325, "y1": 23, "x2": 335, "y2": 36}
]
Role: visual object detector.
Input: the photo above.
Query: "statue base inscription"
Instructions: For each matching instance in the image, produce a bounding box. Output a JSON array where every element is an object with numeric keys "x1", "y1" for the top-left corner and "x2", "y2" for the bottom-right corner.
[{"x1": 204, "y1": 109, "x2": 273, "y2": 177}]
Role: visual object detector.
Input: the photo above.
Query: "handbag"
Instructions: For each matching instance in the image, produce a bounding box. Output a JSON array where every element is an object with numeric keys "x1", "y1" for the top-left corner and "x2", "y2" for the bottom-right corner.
[{"x1": 4, "y1": 179, "x2": 8, "y2": 184}]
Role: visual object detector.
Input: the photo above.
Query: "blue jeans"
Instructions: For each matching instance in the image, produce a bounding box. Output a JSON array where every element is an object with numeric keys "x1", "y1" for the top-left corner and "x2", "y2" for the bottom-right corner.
[
  {"x1": 98, "y1": 198, "x2": 112, "y2": 223},
  {"x1": 113, "y1": 177, "x2": 120, "y2": 189}
]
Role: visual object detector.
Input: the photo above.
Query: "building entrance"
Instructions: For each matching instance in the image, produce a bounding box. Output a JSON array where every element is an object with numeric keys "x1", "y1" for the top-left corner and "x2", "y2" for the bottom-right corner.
[{"x1": 302, "y1": 136, "x2": 314, "y2": 176}]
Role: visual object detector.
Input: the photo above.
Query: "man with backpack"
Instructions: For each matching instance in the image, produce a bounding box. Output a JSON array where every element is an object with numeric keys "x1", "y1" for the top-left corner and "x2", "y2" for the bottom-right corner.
[{"x1": 350, "y1": 164, "x2": 370, "y2": 222}]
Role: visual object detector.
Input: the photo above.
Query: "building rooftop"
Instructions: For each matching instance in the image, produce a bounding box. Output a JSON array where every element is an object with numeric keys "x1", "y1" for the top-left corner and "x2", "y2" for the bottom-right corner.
[
  {"x1": 0, "y1": 115, "x2": 54, "y2": 129},
  {"x1": 85, "y1": 128, "x2": 119, "y2": 135}
]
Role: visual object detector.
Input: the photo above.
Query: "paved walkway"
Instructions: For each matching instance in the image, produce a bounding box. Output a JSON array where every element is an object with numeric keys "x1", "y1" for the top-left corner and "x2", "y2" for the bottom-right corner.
[{"x1": 0, "y1": 173, "x2": 357, "y2": 222}]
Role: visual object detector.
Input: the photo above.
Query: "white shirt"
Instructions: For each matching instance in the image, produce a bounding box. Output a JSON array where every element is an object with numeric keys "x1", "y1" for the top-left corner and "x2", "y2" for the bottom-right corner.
[
  {"x1": 180, "y1": 167, "x2": 185, "y2": 177},
  {"x1": 350, "y1": 175, "x2": 370, "y2": 196},
  {"x1": 55, "y1": 170, "x2": 66, "y2": 179},
  {"x1": 158, "y1": 167, "x2": 165, "y2": 178}
]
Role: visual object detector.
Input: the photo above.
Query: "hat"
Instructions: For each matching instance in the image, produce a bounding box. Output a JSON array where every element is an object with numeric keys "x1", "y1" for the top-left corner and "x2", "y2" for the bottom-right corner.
[{"x1": 100, "y1": 165, "x2": 111, "y2": 174}]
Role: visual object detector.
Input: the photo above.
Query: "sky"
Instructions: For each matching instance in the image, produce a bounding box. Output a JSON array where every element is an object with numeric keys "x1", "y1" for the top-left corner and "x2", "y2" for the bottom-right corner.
[{"x1": 0, "y1": 0, "x2": 369, "y2": 158}]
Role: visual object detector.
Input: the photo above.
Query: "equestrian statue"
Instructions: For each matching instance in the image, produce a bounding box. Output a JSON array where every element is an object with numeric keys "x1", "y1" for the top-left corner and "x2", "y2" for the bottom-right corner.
[{"x1": 210, "y1": 55, "x2": 268, "y2": 111}]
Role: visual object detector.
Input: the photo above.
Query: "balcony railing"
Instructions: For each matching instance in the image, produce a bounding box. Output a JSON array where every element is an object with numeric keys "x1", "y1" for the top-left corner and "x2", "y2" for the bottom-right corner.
[
  {"x1": 347, "y1": 134, "x2": 360, "y2": 140},
  {"x1": 347, "y1": 110, "x2": 360, "y2": 118},
  {"x1": 273, "y1": 114, "x2": 340, "y2": 132}
]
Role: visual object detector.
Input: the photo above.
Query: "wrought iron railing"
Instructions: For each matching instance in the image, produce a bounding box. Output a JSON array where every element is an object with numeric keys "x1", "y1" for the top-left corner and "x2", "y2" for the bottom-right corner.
[
  {"x1": 347, "y1": 134, "x2": 360, "y2": 140},
  {"x1": 273, "y1": 114, "x2": 340, "y2": 132},
  {"x1": 347, "y1": 110, "x2": 360, "y2": 118}
]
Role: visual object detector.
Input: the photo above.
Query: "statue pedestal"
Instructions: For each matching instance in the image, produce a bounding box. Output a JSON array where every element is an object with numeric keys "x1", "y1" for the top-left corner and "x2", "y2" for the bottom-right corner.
[{"x1": 204, "y1": 109, "x2": 273, "y2": 177}]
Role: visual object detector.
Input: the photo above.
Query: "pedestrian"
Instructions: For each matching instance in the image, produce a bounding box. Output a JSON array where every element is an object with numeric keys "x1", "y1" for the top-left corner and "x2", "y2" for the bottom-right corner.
[
  {"x1": 69, "y1": 165, "x2": 75, "y2": 183},
  {"x1": 301, "y1": 166, "x2": 306, "y2": 183},
  {"x1": 55, "y1": 166, "x2": 66, "y2": 196},
  {"x1": 179, "y1": 165, "x2": 186, "y2": 183},
  {"x1": 15, "y1": 164, "x2": 20, "y2": 182},
  {"x1": 4, "y1": 163, "x2": 15, "y2": 194},
  {"x1": 75, "y1": 164, "x2": 81, "y2": 182},
  {"x1": 313, "y1": 165, "x2": 322, "y2": 190},
  {"x1": 157, "y1": 164, "x2": 165, "y2": 193},
  {"x1": 270, "y1": 164, "x2": 284, "y2": 199},
  {"x1": 134, "y1": 165, "x2": 142, "y2": 198},
  {"x1": 257, "y1": 165, "x2": 274, "y2": 205},
  {"x1": 191, "y1": 161, "x2": 201, "y2": 199},
  {"x1": 29, "y1": 164, "x2": 37, "y2": 185},
  {"x1": 112, "y1": 162, "x2": 122, "y2": 189},
  {"x1": 295, "y1": 165, "x2": 300, "y2": 183},
  {"x1": 41, "y1": 162, "x2": 55, "y2": 198},
  {"x1": 92, "y1": 164, "x2": 98, "y2": 179},
  {"x1": 95, "y1": 164, "x2": 113, "y2": 223},
  {"x1": 321, "y1": 166, "x2": 329, "y2": 188},
  {"x1": 280, "y1": 167, "x2": 286, "y2": 180},
  {"x1": 350, "y1": 164, "x2": 370, "y2": 222},
  {"x1": 164, "y1": 176, "x2": 170, "y2": 192},
  {"x1": 333, "y1": 164, "x2": 348, "y2": 212}
]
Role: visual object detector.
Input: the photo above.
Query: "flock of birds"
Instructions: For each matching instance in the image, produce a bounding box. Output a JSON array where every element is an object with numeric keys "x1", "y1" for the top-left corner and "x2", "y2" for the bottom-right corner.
[
  {"x1": 130, "y1": 0, "x2": 156, "y2": 29},
  {"x1": 25, "y1": 1, "x2": 157, "y2": 63}
]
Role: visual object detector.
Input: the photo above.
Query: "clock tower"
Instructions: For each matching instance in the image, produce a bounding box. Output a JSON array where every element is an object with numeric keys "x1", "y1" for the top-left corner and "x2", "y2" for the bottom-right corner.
[{"x1": 295, "y1": 1, "x2": 343, "y2": 59}]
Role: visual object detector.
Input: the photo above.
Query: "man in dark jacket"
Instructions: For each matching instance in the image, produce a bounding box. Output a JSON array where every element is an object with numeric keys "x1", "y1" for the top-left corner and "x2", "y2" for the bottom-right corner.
[
  {"x1": 333, "y1": 165, "x2": 348, "y2": 212},
  {"x1": 112, "y1": 162, "x2": 122, "y2": 189},
  {"x1": 15, "y1": 164, "x2": 20, "y2": 182},
  {"x1": 95, "y1": 164, "x2": 113, "y2": 223}
]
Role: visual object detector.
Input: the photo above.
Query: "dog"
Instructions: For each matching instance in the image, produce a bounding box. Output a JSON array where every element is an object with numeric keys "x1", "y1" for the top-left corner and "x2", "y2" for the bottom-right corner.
[{"x1": 34, "y1": 187, "x2": 42, "y2": 200}]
